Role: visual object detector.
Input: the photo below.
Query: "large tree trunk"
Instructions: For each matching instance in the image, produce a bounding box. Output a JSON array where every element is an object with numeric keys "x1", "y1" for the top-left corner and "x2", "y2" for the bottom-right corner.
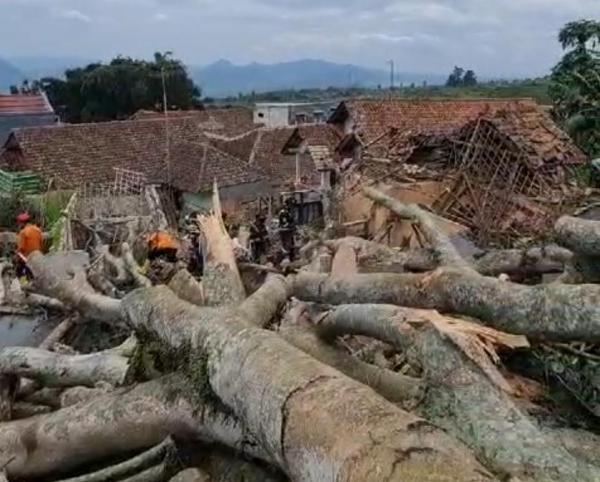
[
  {"x1": 314, "y1": 304, "x2": 600, "y2": 481},
  {"x1": 122, "y1": 284, "x2": 494, "y2": 482},
  {"x1": 0, "y1": 375, "x2": 266, "y2": 479},
  {"x1": 292, "y1": 270, "x2": 600, "y2": 342}
]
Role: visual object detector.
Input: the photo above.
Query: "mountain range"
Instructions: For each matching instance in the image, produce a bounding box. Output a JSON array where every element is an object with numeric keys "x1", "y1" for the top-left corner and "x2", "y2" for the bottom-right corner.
[
  {"x1": 193, "y1": 59, "x2": 445, "y2": 97},
  {"x1": 0, "y1": 56, "x2": 446, "y2": 97}
]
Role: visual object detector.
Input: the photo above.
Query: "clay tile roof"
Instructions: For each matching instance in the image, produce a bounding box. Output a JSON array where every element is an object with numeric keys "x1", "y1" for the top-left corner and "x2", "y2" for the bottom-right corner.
[
  {"x1": 251, "y1": 127, "x2": 320, "y2": 188},
  {"x1": 0, "y1": 117, "x2": 265, "y2": 191},
  {"x1": 307, "y1": 146, "x2": 334, "y2": 171},
  {"x1": 171, "y1": 142, "x2": 266, "y2": 193},
  {"x1": 0, "y1": 93, "x2": 55, "y2": 116},
  {"x1": 482, "y1": 105, "x2": 588, "y2": 168},
  {"x1": 131, "y1": 107, "x2": 258, "y2": 137},
  {"x1": 331, "y1": 98, "x2": 538, "y2": 144}
]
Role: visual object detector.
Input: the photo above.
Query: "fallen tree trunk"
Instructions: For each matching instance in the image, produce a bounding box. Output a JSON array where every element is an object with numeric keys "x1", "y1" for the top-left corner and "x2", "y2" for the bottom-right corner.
[
  {"x1": 122, "y1": 284, "x2": 494, "y2": 482},
  {"x1": 28, "y1": 252, "x2": 121, "y2": 323},
  {"x1": 0, "y1": 375, "x2": 266, "y2": 479},
  {"x1": 292, "y1": 269, "x2": 600, "y2": 342},
  {"x1": 0, "y1": 346, "x2": 131, "y2": 388},
  {"x1": 314, "y1": 304, "x2": 600, "y2": 481}
]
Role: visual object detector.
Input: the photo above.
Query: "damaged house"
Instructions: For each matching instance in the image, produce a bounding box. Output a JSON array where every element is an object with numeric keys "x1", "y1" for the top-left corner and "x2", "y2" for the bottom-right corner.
[{"x1": 328, "y1": 99, "x2": 587, "y2": 245}]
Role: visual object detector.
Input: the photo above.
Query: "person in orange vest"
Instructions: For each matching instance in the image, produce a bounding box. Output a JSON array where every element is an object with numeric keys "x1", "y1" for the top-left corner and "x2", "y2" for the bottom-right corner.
[
  {"x1": 15, "y1": 212, "x2": 43, "y2": 279},
  {"x1": 147, "y1": 231, "x2": 179, "y2": 262}
]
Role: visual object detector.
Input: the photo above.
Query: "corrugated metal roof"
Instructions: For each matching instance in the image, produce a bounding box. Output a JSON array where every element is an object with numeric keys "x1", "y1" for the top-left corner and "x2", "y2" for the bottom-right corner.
[{"x1": 0, "y1": 94, "x2": 55, "y2": 116}]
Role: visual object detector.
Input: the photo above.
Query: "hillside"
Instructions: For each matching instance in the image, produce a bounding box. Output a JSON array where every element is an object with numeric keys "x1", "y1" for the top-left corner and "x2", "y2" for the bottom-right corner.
[
  {"x1": 0, "y1": 58, "x2": 24, "y2": 92},
  {"x1": 193, "y1": 59, "x2": 445, "y2": 97}
]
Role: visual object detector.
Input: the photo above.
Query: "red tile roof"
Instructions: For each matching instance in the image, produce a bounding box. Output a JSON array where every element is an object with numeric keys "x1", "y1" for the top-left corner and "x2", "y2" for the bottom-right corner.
[
  {"x1": 0, "y1": 117, "x2": 265, "y2": 192},
  {"x1": 330, "y1": 98, "x2": 538, "y2": 144},
  {"x1": 0, "y1": 94, "x2": 55, "y2": 116},
  {"x1": 131, "y1": 107, "x2": 258, "y2": 137}
]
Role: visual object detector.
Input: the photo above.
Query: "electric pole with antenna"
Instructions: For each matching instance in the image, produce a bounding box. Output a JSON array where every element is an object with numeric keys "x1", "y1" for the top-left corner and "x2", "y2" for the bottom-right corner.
[{"x1": 388, "y1": 59, "x2": 395, "y2": 93}]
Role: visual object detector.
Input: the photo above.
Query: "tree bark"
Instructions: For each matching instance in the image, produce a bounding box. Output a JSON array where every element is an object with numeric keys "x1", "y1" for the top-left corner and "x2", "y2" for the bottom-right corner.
[
  {"x1": 168, "y1": 270, "x2": 204, "y2": 307},
  {"x1": 54, "y1": 437, "x2": 175, "y2": 482},
  {"x1": 314, "y1": 304, "x2": 600, "y2": 481},
  {"x1": 279, "y1": 324, "x2": 423, "y2": 407},
  {"x1": 0, "y1": 375, "x2": 265, "y2": 479},
  {"x1": 28, "y1": 252, "x2": 121, "y2": 323},
  {"x1": 555, "y1": 216, "x2": 600, "y2": 257},
  {"x1": 0, "y1": 347, "x2": 131, "y2": 388},
  {"x1": 122, "y1": 285, "x2": 494, "y2": 482},
  {"x1": 292, "y1": 270, "x2": 600, "y2": 342},
  {"x1": 198, "y1": 184, "x2": 245, "y2": 306},
  {"x1": 362, "y1": 185, "x2": 470, "y2": 270}
]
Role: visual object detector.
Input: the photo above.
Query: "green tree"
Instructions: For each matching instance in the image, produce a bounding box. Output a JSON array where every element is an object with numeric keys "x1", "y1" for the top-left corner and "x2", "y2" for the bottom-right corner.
[
  {"x1": 550, "y1": 19, "x2": 600, "y2": 156},
  {"x1": 446, "y1": 66, "x2": 465, "y2": 87},
  {"x1": 463, "y1": 70, "x2": 478, "y2": 87},
  {"x1": 38, "y1": 53, "x2": 201, "y2": 123}
]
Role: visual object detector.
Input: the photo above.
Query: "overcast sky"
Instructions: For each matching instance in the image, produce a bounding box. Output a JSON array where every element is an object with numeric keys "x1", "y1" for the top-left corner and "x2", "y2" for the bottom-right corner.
[{"x1": 1, "y1": 0, "x2": 599, "y2": 76}]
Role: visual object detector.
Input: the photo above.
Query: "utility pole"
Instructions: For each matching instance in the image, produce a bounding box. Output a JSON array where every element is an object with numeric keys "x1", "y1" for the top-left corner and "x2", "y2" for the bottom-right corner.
[
  {"x1": 388, "y1": 60, "x2": 395, "y2": 91},
  {"x1": 161, "y1": 66, "x2": 171, "y2": 186}
]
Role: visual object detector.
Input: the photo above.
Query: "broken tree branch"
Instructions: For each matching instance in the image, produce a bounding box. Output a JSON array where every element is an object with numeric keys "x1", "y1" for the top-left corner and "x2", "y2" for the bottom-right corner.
[
  {"x1": 0, "y1": 346, "x2": 131, "y2": 388},
  {"x1": 362, "y1": 185, "x2": 471, "y2": 270},
  {"x1": 292, "y1": 269, "x2": 600, "y2": 342},
  {"x1": 54, "y1": 437, "x2": 176, "y2": 482}
]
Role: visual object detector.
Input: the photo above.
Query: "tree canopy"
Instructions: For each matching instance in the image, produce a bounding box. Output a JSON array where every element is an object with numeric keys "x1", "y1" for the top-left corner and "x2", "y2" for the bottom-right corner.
[
  {"x1": 550, "y1": 19, "x2": 600, "y2": 157},
  {"x1": 446, "y1": 66, "x2": 478, "y2": 87},
  {"x1": 30, "y1": 52, "x2": 202, "y2": 123}
]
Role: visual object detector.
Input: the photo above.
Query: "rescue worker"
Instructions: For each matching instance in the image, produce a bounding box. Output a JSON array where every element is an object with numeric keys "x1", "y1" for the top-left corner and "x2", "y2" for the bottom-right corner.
[
  {"x1": 249, "y1": 212, "x2": 269, "y2": 262},
  {"x1": 278, "y1": 198, "x2": 296, "y2": 261},
  {"x1": 147, "y1": 230, "x2": 179, "y2": 263},
  {"x1": 15, "y1": 212, "x2": 43, "y2": 279}
]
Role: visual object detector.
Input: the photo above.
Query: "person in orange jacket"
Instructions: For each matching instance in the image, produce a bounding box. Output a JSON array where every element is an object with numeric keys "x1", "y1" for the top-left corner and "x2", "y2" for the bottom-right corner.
[
  {"x1": 15, "y1": 212, "x2": 43, "y2": 279},
  {"x1": 147, "y1": 231, "x2": 179, "y2": 262}
]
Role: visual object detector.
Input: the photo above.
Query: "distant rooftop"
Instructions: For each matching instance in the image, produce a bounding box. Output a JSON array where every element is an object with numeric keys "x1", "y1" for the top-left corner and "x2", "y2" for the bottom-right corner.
[{"x1": 0, "y1": 93, "x2": 55, "y2": 116}]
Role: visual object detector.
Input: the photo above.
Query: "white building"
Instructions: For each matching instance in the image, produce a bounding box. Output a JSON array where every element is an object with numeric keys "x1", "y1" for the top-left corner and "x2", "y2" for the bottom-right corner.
[{"x1": 253, "y1": 102, "x2": 337, "y2": 128}]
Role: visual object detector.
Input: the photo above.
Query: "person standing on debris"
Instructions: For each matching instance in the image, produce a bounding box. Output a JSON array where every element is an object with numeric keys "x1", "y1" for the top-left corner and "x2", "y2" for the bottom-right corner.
[
  {"x1": 249, "y1": 212, "x2": 269, "y2": 262},
  {"x1": 147, "y1": 230, "x2": 179, "y2": 262},
  {"x1": 15, "y1": 212, "x2": 43, "y2": 280},
  {"x1": 278, "y1": 198, "x2": 297, "y2": 261}
]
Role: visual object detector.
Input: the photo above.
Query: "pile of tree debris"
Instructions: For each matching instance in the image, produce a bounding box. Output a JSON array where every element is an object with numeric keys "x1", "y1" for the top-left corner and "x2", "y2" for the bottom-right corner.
[{"x1": 0, "y1": 184, "x2": 599, "y2": 482}]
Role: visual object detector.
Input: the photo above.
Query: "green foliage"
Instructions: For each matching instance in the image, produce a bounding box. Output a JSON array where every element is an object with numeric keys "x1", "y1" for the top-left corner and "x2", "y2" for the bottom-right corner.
[
  {"x1": 0, "y1": 190, "x2": 72, "y2": 230},
  {"x1": 550, "y1": 19, "x2": 600, "y2": 157},
  {"x1": 37, "y1": 52, "x2": 202, "y2": 123},
  {"x1": 446, "y1": 66, "x2": 478, "y2": 87},
  {"x1": 221, "y1": 78, "x2": 551, "y2": 107}
]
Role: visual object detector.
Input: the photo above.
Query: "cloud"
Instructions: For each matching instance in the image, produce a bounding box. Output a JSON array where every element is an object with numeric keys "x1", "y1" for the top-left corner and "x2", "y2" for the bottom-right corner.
[
  {"x1": 1, "y1": 0, "x2": 599, "y2": 78},
  {"x1": 357, "y1": 33, "x2": 415, "y2": 43},
  {"x1": 57, "y1": 9, "x2": 92, "y2": 23},
  {"x1": 153, "y1": 12, "x2": 168, "y2": 22}
]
